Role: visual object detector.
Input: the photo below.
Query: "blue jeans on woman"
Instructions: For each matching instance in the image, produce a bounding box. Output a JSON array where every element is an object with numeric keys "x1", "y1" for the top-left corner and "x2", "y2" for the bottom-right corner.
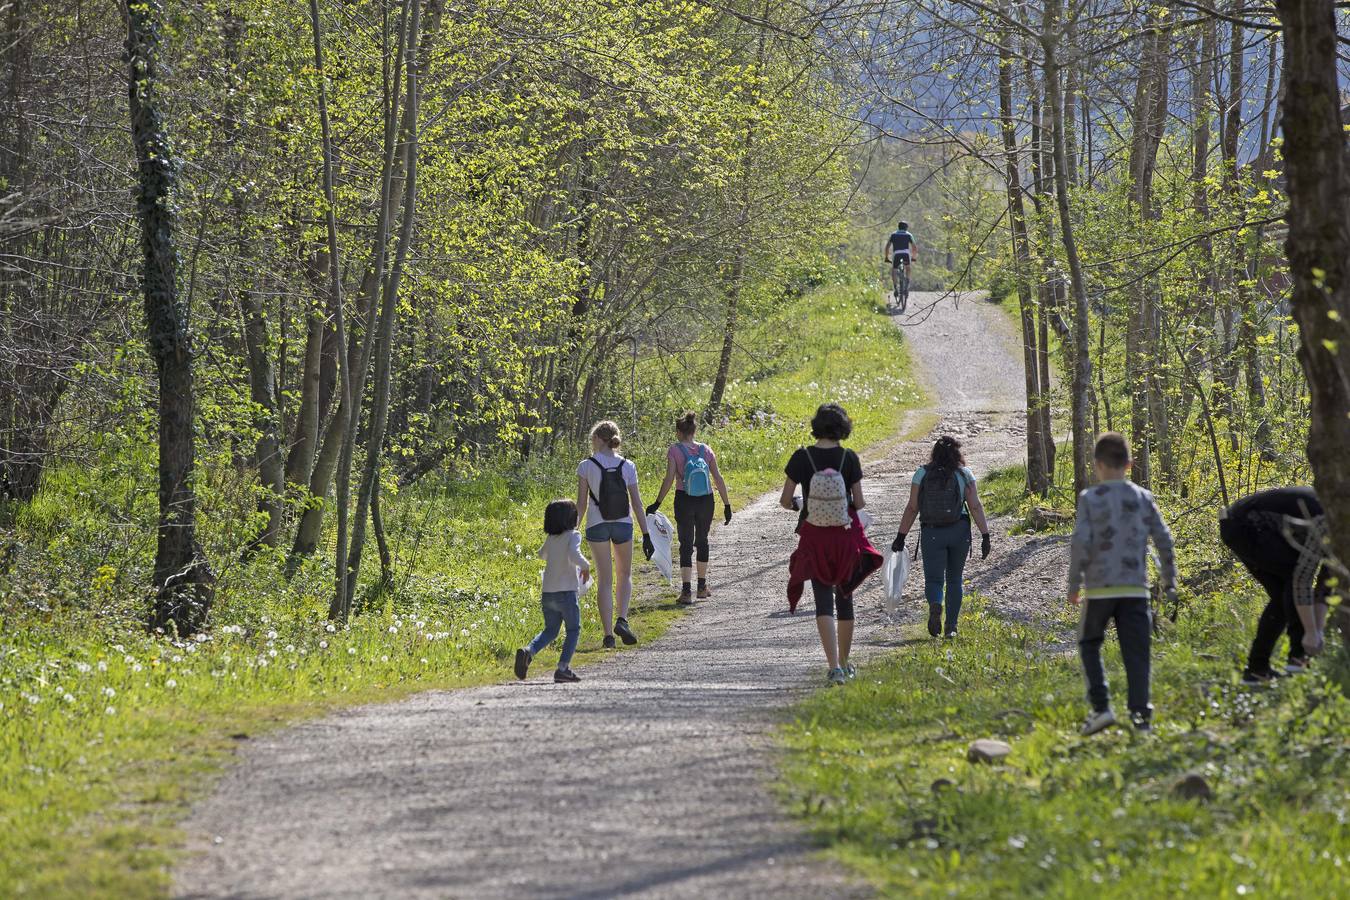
[
  {"x1": 921, "y1": 520, "x2": 971, "y2": 631},
  {"x1": 527, "y1": 591, "x2": 581, "y2": 669}
]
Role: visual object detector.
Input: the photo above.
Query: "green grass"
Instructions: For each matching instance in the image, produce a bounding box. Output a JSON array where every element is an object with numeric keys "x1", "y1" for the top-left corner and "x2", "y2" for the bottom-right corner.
[
  {"x1": 781, "y1": 592, "x2": 1350, "y2": 898},
  {"x1": 0, "y1": 269, "x2": 920, "y2": 897}
]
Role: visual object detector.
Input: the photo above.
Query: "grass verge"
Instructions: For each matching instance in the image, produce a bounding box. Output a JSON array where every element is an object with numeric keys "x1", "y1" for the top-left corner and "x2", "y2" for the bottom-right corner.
[
  {"x1": 1, "y1": 268, "x2": 920, "y2": 897},
  {"x1": 781, "y1": 593, "x2": 1349, "y2": 898}
]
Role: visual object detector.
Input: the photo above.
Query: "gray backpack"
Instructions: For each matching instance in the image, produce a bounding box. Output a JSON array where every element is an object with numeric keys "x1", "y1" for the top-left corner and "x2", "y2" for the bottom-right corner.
[{"x1": 918, "y1": 466, "x2": 964, "y2": 527}]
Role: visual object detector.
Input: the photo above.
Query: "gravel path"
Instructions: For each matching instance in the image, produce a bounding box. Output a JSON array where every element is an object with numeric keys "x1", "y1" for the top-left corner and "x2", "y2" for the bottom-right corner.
[{"x1": 175, "y1": 291, "x2": 1052, "y2": 900}]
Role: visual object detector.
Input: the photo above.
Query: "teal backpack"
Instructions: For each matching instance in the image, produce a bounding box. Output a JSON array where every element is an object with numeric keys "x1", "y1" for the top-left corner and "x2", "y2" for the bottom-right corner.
[{"x1": 680, "y1": 444, "x2": 713, "y2": 497}]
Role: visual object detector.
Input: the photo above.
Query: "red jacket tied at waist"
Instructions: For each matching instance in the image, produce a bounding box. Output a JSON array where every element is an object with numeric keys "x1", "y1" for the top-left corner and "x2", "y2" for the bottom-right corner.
[{"x1": 787, "y1": 510, "x2": 884, "y2": 611}]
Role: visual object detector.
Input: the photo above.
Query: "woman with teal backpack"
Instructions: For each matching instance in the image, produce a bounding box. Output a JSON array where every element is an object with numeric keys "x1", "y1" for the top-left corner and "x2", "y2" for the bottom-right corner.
[
  {"x1": 892, "y1": 436, "x2": 992, "y2": 638},
  {"x1": 646, "y1": 411, "x2": 731, "y2": 605}
]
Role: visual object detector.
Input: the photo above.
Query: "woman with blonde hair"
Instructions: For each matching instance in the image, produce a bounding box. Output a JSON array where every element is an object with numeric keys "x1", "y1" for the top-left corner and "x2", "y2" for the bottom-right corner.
[{"x1": 577, "y1": 421, "x2": 654, "y2": 648}]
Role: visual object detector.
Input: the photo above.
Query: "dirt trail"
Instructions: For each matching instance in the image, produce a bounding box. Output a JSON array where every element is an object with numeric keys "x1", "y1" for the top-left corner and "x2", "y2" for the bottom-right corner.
[{"x1": 175, "y1": 291, "x2": 1057, "y2": 900}]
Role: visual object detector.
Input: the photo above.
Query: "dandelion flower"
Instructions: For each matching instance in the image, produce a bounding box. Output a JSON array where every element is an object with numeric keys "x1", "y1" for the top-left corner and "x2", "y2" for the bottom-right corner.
[
  {"x1": 102, "y1": 687, "x2": 116, "y2": 698},
  {"x1": 166, "y1": 679, "x2": 177, "y2": 688},
  {"x1": 319, "y1": 640, "x2": 329, "y2": 649},
  {"x1": 105, "y1": 706, "x2": 116, "y2": 715}
]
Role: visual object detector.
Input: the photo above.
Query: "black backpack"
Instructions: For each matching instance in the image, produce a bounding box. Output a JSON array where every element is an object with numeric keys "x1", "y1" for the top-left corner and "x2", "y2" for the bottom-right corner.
[
  {"x1": 918, "y1": 466, "x2": 964, "y2": 527},
  {"x1": 588, "y1": 456, "x2": 630, "y2": 521}
]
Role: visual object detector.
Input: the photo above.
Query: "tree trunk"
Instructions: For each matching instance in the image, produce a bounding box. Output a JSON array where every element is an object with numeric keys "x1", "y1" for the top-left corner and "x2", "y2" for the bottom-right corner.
[
  {"x1": 1274, "y1": 0, "x2": 1350, "y2": 643},
  {"x1": 1125, "y1": 9, "x2": 1169, "y2": 488},
  {"x1": 344, "y1": 0, "x2": 423, "y2": 614},
  {"x1": 1042, "y1": 0, "x2": 1093, "y2": 494},
  {"x1": 126, "y1": 0, "x2": 213, "y2": 633},
  {"x1": 285, "y1": 306, "x2": 323, "y2": 487},
  {"x1": 241, "y1": 290, "x2": 284, "y2": 548},
  {"x1": 998, "y1": 16, "x2": 1050, "y2": 495}
]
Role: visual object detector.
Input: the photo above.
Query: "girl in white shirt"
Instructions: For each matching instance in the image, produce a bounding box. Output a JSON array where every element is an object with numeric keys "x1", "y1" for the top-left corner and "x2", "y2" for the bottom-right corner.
[{"x1": 515, "y1": 499, "x2": 590, "y2": 683}]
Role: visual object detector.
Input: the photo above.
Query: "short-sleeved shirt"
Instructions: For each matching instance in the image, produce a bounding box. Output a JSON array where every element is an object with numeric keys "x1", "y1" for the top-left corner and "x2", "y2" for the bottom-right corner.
[
  {"x1": 668, "y1": 441, "x2": 717, "y2": 487},
  {"x1": 912, "y1": 464, "x2": 976, "y2": 519},
  {"x1": 889, "y1": 230, "x2": 915, "y2": 255},
  {"x1": 578, "y1": 452, "x2": 639, "y2": 526},
  {"x1": 785, "y1": 445, "x2": 863, "y2": 527}
]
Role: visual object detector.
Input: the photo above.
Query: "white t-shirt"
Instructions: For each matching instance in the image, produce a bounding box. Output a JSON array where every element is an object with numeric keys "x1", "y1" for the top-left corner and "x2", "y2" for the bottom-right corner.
[
  {"x1": 539, "y1": 531, "x2": 588, "y2": 593},
  {"x1": 577, "y1": 452, "x2": 639, "y2": 526}
]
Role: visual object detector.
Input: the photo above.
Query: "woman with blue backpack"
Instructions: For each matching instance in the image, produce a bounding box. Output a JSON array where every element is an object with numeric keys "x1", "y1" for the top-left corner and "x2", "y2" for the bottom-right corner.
[
  {"x1": 645, "y1": 411, "x2": 732, "y2": 605},
  {"x1": 892, "y1": 435, "x2": 992, "y2": 639},
  {"x1": 577, "y1": 421, "x2": 655, "y2": 649}
]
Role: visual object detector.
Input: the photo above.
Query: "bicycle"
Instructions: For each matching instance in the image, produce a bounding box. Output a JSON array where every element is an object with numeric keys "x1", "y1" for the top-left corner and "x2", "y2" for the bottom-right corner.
[{"x1": 888, "y1": 256, "x2": 910, "y2": 312}]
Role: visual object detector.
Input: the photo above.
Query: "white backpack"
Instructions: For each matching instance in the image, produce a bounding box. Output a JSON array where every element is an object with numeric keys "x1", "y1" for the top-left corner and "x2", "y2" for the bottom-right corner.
[{"x1": 803, "y1": 447, "x2": 851, "y2": 528}]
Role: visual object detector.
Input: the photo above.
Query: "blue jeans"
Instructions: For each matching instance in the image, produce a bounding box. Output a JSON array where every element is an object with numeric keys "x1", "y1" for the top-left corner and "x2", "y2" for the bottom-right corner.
[
  {"x1": 921, "y1": 520, "x2": 971, "y2": 629},
  {"x1": 585, "y1": 521, "x2": 633, "y2": 544},
  {"x1": 527, "y1": 591, "x2": 581, "y2": 669}
]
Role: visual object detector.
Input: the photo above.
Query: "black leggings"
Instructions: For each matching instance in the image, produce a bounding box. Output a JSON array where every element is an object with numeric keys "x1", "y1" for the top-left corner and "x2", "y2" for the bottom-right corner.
[
  {"x1": 1220, "y1": 516, "x2": 1306, "y2": 669},
  {"x1": 674, "y1": 491, "x2": 715, "y2": 569},
  {"x1": 812, "y1": 581, "x2": 855, "y2": 621}
]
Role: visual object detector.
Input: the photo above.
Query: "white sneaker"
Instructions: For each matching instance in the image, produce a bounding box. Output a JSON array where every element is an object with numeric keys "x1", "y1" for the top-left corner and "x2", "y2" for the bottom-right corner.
[
  {"x1": 1081, "y1": 709, "x2": 1117, "y2": 736},
  {"x1": 1285, "y1": 658, "x2": 1309, "y2": 675},
  {"x1": 828, "y1": 667, "x2": 848, "y2": 686}
]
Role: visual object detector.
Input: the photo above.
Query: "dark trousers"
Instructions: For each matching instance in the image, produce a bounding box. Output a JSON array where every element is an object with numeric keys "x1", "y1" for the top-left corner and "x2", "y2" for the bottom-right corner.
[
  {"x1": 1078, "y1": 596, "x2": 1152, "y2": 716},
  {"x1": 673, "y1": 490, "x2": 714, "y2": 569},
  {"x1": 1219, "y1": 517, "x2": 1306, "y2": 671},
  {"x1": 920, "y1": 520, "x2": 970, "y2": 630}
]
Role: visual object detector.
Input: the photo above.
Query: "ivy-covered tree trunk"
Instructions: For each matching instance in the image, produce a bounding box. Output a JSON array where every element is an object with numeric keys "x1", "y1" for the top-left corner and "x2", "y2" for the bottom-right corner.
[
  {"x1": 126, "y1": 0, "x2": 213, "y2": 632},
  {"x1": 1275, "y1": 0, "x2": 1350, "y2": 643}
]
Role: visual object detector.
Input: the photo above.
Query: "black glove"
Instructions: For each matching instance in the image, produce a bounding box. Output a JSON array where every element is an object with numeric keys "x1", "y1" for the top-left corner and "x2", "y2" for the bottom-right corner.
[
  {"x1": 645, "y1": 501, "x2": 659, "y2": 516},
  {"x1": 892, "y1": 532, "x2": 907, "y2": 553},
  {"x1": 723, "y1": 503, "x2": 733, "y2": 525},
  {"x1": 980, "y1": 533, "x2": 991, "y2": 559},
  {"x1": 642, "y1": 533, "x2": 655, "y2": 560}
]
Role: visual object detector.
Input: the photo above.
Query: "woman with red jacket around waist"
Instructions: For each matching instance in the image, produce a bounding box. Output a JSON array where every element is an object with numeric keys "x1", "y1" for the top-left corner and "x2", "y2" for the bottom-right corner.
[{"x1": 780, "y1": 403, "x2": 883, "y2": 686}]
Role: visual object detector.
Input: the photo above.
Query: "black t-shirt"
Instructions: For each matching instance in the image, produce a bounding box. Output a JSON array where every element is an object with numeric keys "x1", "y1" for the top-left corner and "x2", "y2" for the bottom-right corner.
[
  {"x1": 785, "y1": 445, "x2": 863, "y2": 526},
  {"x1": 1228, "y1": 486, "x2": 1321, "y2": 521},
  {"x1": 889, "y1": 230, "x2": 914, "y2": 254}
]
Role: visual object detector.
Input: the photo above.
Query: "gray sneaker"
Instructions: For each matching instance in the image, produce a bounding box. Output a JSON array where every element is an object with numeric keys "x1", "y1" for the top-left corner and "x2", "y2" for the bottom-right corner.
[
  {"x1": 828, "y1": 667, "x2": 848, "y2": 686},
  {"x1": 1081, "y1": 708, "x2": 1117, "y2": 736},
  {"x1": 844, "y1": 663, "x2": 857, "y2": 679}
]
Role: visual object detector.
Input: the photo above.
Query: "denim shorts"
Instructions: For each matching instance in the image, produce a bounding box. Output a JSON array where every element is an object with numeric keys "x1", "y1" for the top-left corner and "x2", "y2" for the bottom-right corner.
[{"x1": 585, "y1": 521, "x2": 634, "y2": 544}]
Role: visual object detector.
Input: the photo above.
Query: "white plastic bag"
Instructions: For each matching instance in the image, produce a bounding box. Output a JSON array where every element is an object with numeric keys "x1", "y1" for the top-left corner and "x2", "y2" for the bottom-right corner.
[
  {"x1": 858, "y1": 509, "x2": 874, "y2": 532},
  {"x1": 881, "y1": 546, "x2": 911, "y2": 615},
  {"x1": 578, "y1": 568, "x2": 593, "y2": 595},
  {"x1": 645, "y1": 511, "x2": 674, "y2": 582}
]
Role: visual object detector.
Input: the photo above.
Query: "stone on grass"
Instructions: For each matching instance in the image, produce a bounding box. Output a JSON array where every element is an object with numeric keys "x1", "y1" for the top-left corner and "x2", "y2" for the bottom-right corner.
[
  {"x1": 1171, "y1": 772, "x2": 1213, "y2": 802},
  {"x1": 967, "y1": 738, "x2": 1012, "y2": 764}
]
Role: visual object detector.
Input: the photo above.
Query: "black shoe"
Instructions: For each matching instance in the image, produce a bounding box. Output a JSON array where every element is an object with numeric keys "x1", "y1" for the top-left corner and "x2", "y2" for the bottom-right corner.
[
  {"x1": 697, "y1": 581, "x2": 711, "y2": 599},
  {"x1": 514, "y1": 648, "x2": 531, "y2": 681},
  {"x1": 927, "y1": 607, "x2": 942, "y2": 637},
  {"x1": 943, "y1": 629, "x2": 958, "y2": 640},
  {"x1": 677, "y1": 587, "x2": 693, "y2": 606},
  {"x1": 602, "y1": 634, "x2": 616, "y2": 650},
  {"x1": 554, "y1": 668, "x2": 580, "y2": 683},
  {"x1": 1240, "y1": 668, "x2": 1284, "y2": 686},
  {"x1": 1130, "y1": 711, "x2": 1152, "y2": 732},
  {"x1": 614, "y1": 617, "x2": 638, "y2": 645}
]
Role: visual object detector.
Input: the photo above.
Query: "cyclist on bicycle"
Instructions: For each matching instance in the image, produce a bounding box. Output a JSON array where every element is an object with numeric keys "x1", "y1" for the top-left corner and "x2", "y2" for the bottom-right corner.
[{"x1": 885, "y1": 221, "x2": 918, "y2": 300}]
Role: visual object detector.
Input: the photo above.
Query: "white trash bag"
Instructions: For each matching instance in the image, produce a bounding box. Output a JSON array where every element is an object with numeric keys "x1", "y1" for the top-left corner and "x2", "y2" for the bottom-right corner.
[
  {"x1": 858, "y1": 509, "x2": 874, "y2": 532},
  {"x1": 881, "y1": 546, "x2": 911, "y2": 616},
  {"x1": 645, "y1": 511, "x2": 675, "y2": 582},
  {"x1": 578, "y1": 568, "x2": 593, "y2": 595}
]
